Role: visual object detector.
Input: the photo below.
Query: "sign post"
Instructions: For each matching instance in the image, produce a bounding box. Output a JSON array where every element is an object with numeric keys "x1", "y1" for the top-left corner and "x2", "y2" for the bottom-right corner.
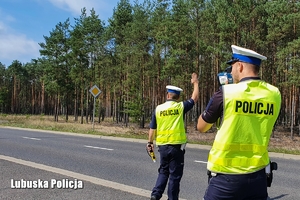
[{"x1": 89, "y1": 85, "x2": 102, "y2": 130}]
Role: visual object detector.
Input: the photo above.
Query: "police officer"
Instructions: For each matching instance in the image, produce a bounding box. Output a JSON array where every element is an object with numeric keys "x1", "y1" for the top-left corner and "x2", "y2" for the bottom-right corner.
[
  {"x1": 197, "y1": 45, "x2": 281, "y2": 200},
  {"x1": 147, "y1": 73, "x2": 199, "y2": 200}
]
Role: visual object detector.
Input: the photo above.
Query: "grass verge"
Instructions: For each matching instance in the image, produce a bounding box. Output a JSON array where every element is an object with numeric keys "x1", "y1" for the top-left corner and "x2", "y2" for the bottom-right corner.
[{"x1": 0, "y1": 114, "x2": 300, "y2": 155}]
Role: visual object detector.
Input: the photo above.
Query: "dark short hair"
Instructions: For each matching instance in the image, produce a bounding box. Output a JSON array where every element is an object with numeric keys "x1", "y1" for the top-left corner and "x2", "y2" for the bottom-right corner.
[
  {"x1": 254, "y1": 65, "x2": 260, "y2": 73},
  {"x1": 169, "y1": 92, "x2": 180, "y2": 100},
  {"x1": 247, "y1": 63, "x2": 260, "y2": 74}
]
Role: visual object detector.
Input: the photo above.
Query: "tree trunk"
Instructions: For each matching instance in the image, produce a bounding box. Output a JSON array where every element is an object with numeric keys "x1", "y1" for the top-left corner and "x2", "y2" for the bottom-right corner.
[
  {"x1": 80, "y1": 87, "x2": 84, "y2": 124},
  {"x1": 41, "y1": 80, "x2": 45, "y2": 114},
  {"x1": 86, "y1": 87, "x2": 89, "y2": 123},
  {"x1": 65, "y1": 94, "x2": 69, "y2": 122},
  {"x1": 74, "y1": 86, "x2": 78, "y2": 122},
  {"x1": 31, "y1": 82, "x2": 35, "y2": 114}
]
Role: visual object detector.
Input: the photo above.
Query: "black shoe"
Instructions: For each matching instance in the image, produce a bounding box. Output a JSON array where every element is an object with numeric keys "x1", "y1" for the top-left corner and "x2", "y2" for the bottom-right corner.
[{"x1": 150, "y1": 196, "x2": 157, "y2": 200}]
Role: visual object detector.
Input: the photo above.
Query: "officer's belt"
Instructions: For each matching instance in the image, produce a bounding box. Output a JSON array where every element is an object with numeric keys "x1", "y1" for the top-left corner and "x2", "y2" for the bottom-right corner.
[
  {"x1": 159, "y1": 144, "x2": 182, "y2": 148},
  {"x1": 208, "y1": 168, "x2": 265, "y2": 177}
]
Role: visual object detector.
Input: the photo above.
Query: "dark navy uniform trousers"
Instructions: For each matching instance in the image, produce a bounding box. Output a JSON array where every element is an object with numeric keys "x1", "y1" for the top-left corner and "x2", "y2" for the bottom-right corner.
[
  {"x1": 204, "y1": 168, "x2": 268, "y2": 200},
  {"x1": 151, "y1": 144, "x2": 185, "y2": 200}
]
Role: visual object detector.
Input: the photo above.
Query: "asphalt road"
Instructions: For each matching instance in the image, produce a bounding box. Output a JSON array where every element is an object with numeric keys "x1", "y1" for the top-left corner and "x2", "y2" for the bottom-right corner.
[{"x1": 0, "y1": 127, "x2": 299, "y2": 200}]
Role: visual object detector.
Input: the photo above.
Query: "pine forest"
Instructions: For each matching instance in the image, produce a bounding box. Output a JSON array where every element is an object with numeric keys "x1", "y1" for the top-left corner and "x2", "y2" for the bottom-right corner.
[{"x1": 0, "y1": 0, "x2": 299, "y2": 137}]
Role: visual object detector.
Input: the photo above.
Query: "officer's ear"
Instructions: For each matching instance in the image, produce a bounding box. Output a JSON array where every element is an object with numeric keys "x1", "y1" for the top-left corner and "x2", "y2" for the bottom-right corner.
[
  {"x1": 237, "y1": 62, "x2": 243, "y2": 73},
  {"x1": 167, "y1": 92, "x2": 172, "y2": 99}
]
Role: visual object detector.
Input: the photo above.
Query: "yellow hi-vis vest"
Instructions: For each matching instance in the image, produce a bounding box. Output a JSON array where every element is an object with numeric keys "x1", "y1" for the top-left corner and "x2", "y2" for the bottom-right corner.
[
  {"x1": 155, "y1": 101, "x2": 186, "y2": 145},
  {"x1": 208, "y1": 80, "x2": 281, "y2": 174}
]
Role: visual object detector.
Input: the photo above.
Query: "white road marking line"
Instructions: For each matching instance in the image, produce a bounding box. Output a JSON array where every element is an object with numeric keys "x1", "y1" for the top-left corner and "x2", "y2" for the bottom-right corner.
[
  {"x1": 194, "y1": 160, "x2": 207, "y2": 164},
  {"x1": 0, "y1": 154, "x2": 182, "y2": 200},
  {"x1": 22, "y1": 136, "x2": 41, "y2": 141},
  {"x1": 84, "y1": 145, "x2": 114, "y2": 151}
]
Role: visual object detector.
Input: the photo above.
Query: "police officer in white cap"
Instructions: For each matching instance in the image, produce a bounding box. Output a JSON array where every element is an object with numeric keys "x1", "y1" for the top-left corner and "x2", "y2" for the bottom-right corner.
[
  {"x1": 147, "y1": 73, "x2": 199, "y2": 200},
  {"x1": 197, "y1": 45, "x2": 281, "y2": 199}
]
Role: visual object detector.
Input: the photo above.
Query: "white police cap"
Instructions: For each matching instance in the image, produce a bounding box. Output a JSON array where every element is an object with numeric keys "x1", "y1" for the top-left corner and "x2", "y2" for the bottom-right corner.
[
  {"x1": 166, "y1": 85, "x2": 183, "y2": 95},
  {"x1": 227, "y1": 45, "x2": 267, "y2": 66}
]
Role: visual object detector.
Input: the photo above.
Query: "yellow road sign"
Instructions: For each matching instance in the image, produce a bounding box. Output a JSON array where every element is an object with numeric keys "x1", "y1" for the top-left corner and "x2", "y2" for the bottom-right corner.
[{"x1": 89, "y1": 85, "x2": 102, "y2": 97}]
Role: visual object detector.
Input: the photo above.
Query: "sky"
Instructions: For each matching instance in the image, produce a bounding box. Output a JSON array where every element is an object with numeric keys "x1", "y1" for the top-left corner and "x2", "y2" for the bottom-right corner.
[{"x1": 0, "y1": 0, "x2": 140, "y2": 67}]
